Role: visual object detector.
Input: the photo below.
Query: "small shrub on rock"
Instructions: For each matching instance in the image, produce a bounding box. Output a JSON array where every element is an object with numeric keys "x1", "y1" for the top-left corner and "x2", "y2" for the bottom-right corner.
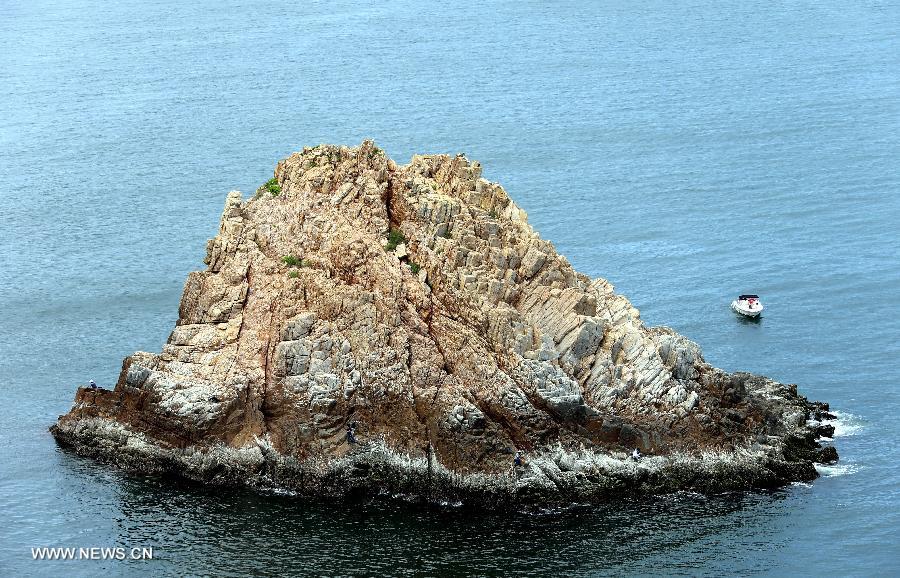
[
  {"x1": 265, "y1": 177, "x2": 281, "y2": 196},
  {"x1": 386, "y1": 228, "x2": 405, "y2": 251}
]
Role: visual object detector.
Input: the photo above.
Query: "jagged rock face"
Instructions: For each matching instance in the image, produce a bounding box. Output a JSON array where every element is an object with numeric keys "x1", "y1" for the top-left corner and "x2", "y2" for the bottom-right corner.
[{"x1": 52, "y1": 141, "x2": 835, "y2": 505}]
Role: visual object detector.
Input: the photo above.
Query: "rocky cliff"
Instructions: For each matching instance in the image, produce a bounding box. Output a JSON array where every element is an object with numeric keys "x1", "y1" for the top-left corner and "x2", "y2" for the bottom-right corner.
[{"x1": 52, "y1": 141, "x2": 837, "y2": 506}]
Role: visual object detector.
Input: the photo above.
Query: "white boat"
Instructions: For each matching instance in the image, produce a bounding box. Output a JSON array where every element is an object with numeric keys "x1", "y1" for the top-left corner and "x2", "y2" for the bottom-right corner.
[{"x1": 731, "y1": 294, "x2": 763, "y2": 317}]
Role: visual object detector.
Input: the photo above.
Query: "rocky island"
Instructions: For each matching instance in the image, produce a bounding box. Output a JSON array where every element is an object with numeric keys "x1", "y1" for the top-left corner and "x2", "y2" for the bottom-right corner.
[{"x1": 52, "y1": 141, "x2": 837, "y2": 507}]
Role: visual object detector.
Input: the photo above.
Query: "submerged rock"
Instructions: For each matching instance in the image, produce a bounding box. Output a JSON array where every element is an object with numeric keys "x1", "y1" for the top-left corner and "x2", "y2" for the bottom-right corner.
[{"x1": 52, "y1": 141, "x2": 836, "y2": 506}]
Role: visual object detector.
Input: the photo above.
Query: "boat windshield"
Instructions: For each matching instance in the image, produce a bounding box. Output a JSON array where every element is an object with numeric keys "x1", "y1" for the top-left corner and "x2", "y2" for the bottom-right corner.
[{"x1": 738, "y1": 294, "x2": 759, "y2": 300}]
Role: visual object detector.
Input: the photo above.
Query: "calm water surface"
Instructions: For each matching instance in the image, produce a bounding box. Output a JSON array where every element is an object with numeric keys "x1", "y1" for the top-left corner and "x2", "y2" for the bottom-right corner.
[{"x1": 1, "y1": 0, "x2": 898, "y2": 575}]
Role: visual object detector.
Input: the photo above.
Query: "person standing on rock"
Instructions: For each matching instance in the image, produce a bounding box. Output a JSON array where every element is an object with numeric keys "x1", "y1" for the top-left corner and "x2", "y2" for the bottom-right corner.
[
  {"x1": 89, "y1": 380, "x2": 97, "y2": 391},
  {"x1": 514, "y1": 451, "x2": 523, "y2": 467},
  {"x1": 346, "y1": 423, "x2": 357, "y2": 445}
]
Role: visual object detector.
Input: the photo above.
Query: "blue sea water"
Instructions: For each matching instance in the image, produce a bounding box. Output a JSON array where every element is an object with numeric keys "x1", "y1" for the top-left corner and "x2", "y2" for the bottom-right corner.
[{"x1": 1, "y1": 0, "x2": 898, "y2": 575}]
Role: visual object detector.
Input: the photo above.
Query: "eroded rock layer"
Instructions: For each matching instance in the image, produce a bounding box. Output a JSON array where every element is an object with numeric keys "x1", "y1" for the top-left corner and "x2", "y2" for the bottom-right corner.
[{"x1": 52, "y1": 141, "x2": 837, "y2": 506}]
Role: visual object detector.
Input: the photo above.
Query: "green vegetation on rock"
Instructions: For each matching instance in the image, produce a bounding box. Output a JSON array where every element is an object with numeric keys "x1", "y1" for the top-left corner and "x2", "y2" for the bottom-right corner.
[
  {"x1": 265, "y1": 177, "x2": 281, "y2": 196},
  {"x1": 386, "y1": 228, "x2": 405, "y2": 251},
  {"x1": 282, "y1": 255, "x2": 302, "y2": 267}
]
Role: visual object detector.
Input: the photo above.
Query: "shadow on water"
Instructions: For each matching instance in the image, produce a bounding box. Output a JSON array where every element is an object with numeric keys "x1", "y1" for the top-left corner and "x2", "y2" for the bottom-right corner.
[
  {"x1": 79, "y1": 458, "x2": 794, "y2": 577},
  {"x1": 732, "y1": 312, "x2": 763, "y2": 325}
]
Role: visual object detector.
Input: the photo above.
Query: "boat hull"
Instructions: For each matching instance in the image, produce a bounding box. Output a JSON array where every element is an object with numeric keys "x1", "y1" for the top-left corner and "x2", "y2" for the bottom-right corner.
[{"x1": 731, "y1": 300, "x2": 763, "y2": 317}]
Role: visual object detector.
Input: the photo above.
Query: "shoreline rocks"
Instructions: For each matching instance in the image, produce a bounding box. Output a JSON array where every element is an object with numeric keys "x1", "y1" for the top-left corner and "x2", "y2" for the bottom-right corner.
[{"x1": 51, "y1": 141, "x2": 837, "y2": 506}]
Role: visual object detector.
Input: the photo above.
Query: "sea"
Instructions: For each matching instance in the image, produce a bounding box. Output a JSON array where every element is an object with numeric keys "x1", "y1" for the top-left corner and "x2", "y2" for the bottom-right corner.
[{"x1": 1, "y1": 0, "x2": 898, "y2": 575}]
